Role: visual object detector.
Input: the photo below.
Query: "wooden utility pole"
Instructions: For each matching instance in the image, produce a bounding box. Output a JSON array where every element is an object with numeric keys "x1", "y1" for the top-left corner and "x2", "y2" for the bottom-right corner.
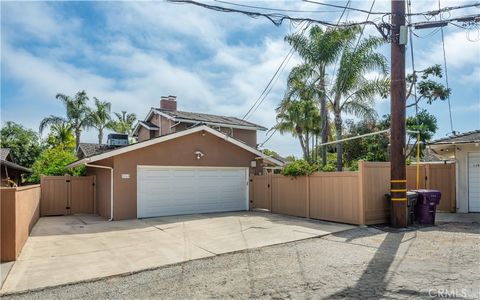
[{"x1": 390, "y1": 0, "x2": 407, "y2": 228}]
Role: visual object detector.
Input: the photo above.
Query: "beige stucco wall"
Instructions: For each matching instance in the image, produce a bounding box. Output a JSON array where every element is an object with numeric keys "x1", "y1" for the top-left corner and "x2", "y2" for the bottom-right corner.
[
  {"x1": 86, "y1": 158, "x2": 113, "y2": 219},
  {"x1": 430, "y1": 143, "x2": 480, "y2": 212},
  {"x1": 88, "y1": 130, "x2": 259, "y2": 220}
]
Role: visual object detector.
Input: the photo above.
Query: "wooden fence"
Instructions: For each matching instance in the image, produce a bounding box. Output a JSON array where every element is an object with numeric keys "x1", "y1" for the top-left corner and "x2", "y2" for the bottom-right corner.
[
  {"x1": 1, "y1": 185, "x2": 41, "y2": 262},
  {"x1": 40, "y1": 176, "x2": 96, "y2": 216},
  {"x1": 250, "y1": 161, "x2": 456, "y2": 225}
]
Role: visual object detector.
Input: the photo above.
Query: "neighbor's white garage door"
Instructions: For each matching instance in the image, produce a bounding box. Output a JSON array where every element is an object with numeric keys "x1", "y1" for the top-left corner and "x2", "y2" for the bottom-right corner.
[
  {"x1": 137, "y1": 166, "x2": 248, "y2": 218},
  {"x1": 468, "y1": 153, "x2": 480, "y2": 212}
]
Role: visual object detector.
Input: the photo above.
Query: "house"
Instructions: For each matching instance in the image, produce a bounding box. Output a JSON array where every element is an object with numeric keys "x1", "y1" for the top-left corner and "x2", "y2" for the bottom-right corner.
[
  {"x1": 1, "y1": 148, "x2": 31, "y2": 187},
  {"x1": 68, "y1": 97, "x2": 283, "y2": 220},
  {"x1": 132, "y1": 95, "x2": 266, "y2": 147},
  {"x1": 428, "y1": 130, "x2": 480, "y2": 213}
]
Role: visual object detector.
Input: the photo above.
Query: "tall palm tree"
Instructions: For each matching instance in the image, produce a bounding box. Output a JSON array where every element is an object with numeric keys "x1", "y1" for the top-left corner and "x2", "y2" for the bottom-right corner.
[
  {"x1": 275, "y1": 68, "x2": 320, "y2": 161},
  {"x1": 108, "y1": 111, "x2": 137, "y2": 136},
  {"x1": 47, "y1": 122, "x2": 75, "y2": 150},
  {"x1": 285, "y1": 25, "x2": 357, "y2": 166},
  {"x1": 89, "y1": 98, "x2": 112, "y2": 145},
  {"x1": 329, "y1": 35, "x2": 389, "y2": 171},
  {"x1": 39, "y1": 90, "x2": 91, "y2": 149}
]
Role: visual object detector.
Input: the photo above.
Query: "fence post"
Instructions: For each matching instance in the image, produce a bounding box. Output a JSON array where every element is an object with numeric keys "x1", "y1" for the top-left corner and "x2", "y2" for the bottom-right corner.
[
  {"x1": 268, "y1": 172, "x2": 273, "y2": 212},
  {"x1": 425, "y1": 164, "x2": 431, "y2": 189},
  {"x1": 357, "y1": 160, "x2": 366, "y2": 225},
  {"x1": 306, "y1": 175, "x2": 310, "y2": 219}
]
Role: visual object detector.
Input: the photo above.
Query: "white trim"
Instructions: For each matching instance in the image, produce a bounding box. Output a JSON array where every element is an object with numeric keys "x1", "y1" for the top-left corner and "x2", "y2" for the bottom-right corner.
[
  {"x1": 133, "y1": 120, "x2": 160, "y2": 135},
  {"x1": 67, "y1": 125, "x2": 284, "y2": 168}
]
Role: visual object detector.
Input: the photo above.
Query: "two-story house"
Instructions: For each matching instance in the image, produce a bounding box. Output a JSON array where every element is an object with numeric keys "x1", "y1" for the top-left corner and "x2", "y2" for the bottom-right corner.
[{"x1": 132, "y1": 95, "x2": 266, "y2": 148}]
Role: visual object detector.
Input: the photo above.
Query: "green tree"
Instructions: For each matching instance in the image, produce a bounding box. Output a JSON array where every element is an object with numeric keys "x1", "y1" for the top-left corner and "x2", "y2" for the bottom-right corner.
[
  {"x1": 46, "y1": 123, "x2": 75, "y2": 150},
  {"x1": 88, "y1": 98, "x2": 112, "y2": 145},
  {"x1": 108, "y1": 111, "x2": 137, "y2": 136},
  {"x1": 39, "y1": 90, "x2": 91, "y2": 149},
  {"x1": 274, "y1": 69, "x2": 320, "y2": 161},
  {"x1": 29, "y1": 146, "x2": 86, "y2": 183},
  {"x1": 406, "y1": 64, "x2": 451, "y2": 108},
  {"x1": 0, "y1": 121, "x2": 45, "y2": 168},
  {"x1": 329, "y1": 32, "x2": 389, "y2": 171},
  {"x1": 285, "y1": 25, "x2": 357, "y2": 166}
]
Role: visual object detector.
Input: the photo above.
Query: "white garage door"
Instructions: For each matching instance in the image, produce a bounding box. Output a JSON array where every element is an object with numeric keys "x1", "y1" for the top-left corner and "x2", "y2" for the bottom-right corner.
[
  {"x1": 468, "y1": 153, "x2": 480, "y2": 212},
  {"x1": 137, "y1": 166, "x2": 248, "y2": 218}
]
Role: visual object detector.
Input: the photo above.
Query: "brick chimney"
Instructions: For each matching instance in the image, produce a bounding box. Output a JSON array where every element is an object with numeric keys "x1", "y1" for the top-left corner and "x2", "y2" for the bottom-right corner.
[{"x1": 160, "y1": 95, "x2": 177, "y2": 111}]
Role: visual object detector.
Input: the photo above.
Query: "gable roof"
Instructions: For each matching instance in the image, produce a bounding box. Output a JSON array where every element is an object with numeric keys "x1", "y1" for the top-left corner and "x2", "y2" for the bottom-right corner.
[
  {"x1": 140, "y1": 108, "x2": 267, "y2": 132},
  {"x1": 0, "y1": 159, "x2": 32, "y2": 173},
  {"x1": 0, "y1": 148, "x2": 11, "y2": 161},
  {"x1": 77, "y1": 143, "x2": 115, "y2": 158},
  {"x1": 429, "y1": 130, "x2": 480, "y2": 145},
  {"x1": 67, "y1": 125, "x2": 283, "y2": 168}
]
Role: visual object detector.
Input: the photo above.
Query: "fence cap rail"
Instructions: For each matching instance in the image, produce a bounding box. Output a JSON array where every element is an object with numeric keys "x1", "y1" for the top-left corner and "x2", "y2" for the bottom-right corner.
[{"x1": 1, "y1": 184, "x2": 40, "y2": 192}]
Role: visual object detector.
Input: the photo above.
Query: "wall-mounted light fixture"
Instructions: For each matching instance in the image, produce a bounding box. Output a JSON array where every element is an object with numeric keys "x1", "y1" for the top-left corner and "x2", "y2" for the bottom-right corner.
[{"x1": 195, "y1": 151, "x2": 204, "y2": 160}]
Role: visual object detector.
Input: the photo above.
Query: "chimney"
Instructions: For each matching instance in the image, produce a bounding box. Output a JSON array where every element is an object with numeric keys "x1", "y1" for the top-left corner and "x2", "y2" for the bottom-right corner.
[{"x1": 160, "y1": 95, "x2": 177, "y2": 111}]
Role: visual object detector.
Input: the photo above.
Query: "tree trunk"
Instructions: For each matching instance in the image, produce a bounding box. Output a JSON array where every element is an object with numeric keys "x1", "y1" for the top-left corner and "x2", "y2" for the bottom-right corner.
[
  {"x1": 298, "y1": 135, "x2": 308, "y2": 160},
  {"x1": 334, "y1": 111, "x2": 343, "y2": 171},
  {"x1": 319, "y1": 74, "x2": 328, "y2": 167},
  {"x1": 75, "y1": 129, "x2": 81, "y2": 150},
  {"x1": 98, "y1": 129, "x2": 103, "y2": 145}
]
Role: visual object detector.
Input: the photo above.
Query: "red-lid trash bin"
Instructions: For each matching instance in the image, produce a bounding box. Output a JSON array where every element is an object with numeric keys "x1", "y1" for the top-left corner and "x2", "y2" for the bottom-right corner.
[{"x1": 412, "y1": 189, "x2": 441, "y2": 225}]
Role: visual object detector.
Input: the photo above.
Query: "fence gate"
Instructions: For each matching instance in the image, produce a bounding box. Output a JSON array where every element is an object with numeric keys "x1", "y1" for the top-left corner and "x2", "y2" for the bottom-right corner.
[{"x1": 40, "y1": 176, "x2": 95, "y2": 216}]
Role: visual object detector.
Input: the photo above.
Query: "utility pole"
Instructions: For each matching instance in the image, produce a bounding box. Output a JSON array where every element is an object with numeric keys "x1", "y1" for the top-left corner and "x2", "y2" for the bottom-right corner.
[{"x1": 390, "y1": 0, "x2": 407, "y2": 228}]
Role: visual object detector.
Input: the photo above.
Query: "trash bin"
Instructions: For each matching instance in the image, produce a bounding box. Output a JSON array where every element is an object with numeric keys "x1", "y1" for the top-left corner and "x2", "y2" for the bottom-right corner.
[
  {"x1": 384, "y1": 192, "x2": 418, "y2": 226},
  {"x1": 412, "y1": 189, "x2": 442, "y2": 225}
]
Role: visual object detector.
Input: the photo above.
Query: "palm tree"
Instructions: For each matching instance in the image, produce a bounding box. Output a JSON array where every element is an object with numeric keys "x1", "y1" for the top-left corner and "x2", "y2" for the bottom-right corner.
[
  {"x1": 47, "y1": 122, "x2": 75, "y2": 150},
  {"x1": 274, "y1": 68, "x2": 320, "y2": 161},
  {"x1": 285, "y1": 25, "x2": 357, "y2": 166},
  {"x1": 89, "y1": 98, "x2": 112, "y2": 145},
  {"x1": 39, "y1": 90, "x2": 91, "y2": 149},
  {"x1": 108, "y1": 111, "x2": 137, "y2": 136},
  {"x1": 329, "y1": 35, "x2": 389, "y2": 171}
]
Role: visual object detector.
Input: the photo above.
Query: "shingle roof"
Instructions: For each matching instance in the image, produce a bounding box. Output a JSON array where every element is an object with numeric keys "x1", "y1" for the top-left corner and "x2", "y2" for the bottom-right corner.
[
  {"x1": 77, "y1": 143, "x2": 115, "y2": 158},
  {"x1": 429, "y1": 130, "x2": 480, "y2": 145},
  {"x1": 157, "y1": 109, "x2": 267, "y2": 130},
  {"x1": 0, "y1": 159, "x2": 31, "y2": 173},
  {"x1": 139, "y1": 121, "x2": 159, "y2": 129},
  {"x1": 0, "y1": 148, "x2": 11, "y2": 161}
]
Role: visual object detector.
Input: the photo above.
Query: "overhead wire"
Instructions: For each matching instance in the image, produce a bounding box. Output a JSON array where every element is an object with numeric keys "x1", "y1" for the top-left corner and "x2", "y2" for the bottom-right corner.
[
  {"x1": 259, "y1": 0, "x2": 352, "y2": 148},
  {"x1": 438, "y1": 0, "x2": 455, "y2": 134},
  {"x1": 214, "y1": 0, "x2": 343, "y2": 14},
  {"x1": 243, "y1": 21, "x2": 310, "y2": 121}
]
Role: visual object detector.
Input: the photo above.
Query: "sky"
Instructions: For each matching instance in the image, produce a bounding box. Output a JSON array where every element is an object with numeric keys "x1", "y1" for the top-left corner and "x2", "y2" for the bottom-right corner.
[{"x1": 1, "y1": 0, "x2": 479, "y2": 157}]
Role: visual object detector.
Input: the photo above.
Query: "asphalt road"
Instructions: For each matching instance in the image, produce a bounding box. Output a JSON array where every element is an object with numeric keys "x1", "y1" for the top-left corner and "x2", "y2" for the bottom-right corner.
[{"x1": 3, "y1": 222, "x2": 479, "y2": 299}]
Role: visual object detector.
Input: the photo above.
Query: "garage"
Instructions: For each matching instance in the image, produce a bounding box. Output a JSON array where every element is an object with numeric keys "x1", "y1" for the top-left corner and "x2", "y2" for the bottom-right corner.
[{"x1": 137, "y1": 166, "x2": 248, "y2": 218}]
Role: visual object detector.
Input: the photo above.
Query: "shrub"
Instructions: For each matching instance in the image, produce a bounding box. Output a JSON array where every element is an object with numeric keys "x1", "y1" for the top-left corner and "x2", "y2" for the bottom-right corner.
[
  {"x1": 281, "y1": 159, "x2": 316, "y2": 177},
  {"x1": 29, "y1": 146, "x2": 86, "y2": 183}
]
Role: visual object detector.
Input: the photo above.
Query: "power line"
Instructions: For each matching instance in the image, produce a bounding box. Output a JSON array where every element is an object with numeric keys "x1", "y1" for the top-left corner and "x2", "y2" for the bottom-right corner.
[
  {"x1": 242, "y1": 21, "x2": 310, "y2": 120},
  {"x1": 303, "y1": 0, "x2": 388, "y2": 15},
  {"x1": 166, "y1": 0, "x2": 386, "y2": 37},
  {"x1": 214, "y1": 0, "x2": 343, "y2": 14},
  {"x1": 439, "y1": 0, "x2": 455, "y2": 134}
]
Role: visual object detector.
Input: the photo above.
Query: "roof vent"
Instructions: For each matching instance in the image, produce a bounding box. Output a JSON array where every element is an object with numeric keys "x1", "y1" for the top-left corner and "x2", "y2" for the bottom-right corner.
[{"x1": 107, "y1": 133, "x2": 129, "y2": 147}]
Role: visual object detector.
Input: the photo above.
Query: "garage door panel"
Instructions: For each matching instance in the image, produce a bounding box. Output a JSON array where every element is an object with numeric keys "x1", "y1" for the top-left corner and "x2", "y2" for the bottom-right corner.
[{"x1": 137, "y1": 167, "x2": 247, "y2": 218}]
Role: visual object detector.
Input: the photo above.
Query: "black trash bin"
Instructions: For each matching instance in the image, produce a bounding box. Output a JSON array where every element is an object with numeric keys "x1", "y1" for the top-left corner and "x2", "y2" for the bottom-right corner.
[
  {"x1": 385, "y1": 192, "x2": 418, "y2": 226},
  {"x1": 412, "y1": 189, "x2": 441, "y2": 225}
]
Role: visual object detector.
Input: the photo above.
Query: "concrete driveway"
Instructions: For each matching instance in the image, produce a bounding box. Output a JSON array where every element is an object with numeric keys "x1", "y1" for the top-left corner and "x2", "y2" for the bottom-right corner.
[{"x1": 1, "y1": 211, "x2": 353, "y2": 294}]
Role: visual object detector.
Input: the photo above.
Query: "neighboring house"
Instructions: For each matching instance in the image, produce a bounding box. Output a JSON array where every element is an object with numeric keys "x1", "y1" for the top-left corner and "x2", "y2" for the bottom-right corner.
[
  {"x1": 77, "y1": 143, "x2": 113, "y2": 159},
  {"x1": 132, "y1": 95, "x2": 266, "y2": 148},
  {"x1": 1, "y1": 148, "x2": 31, "y2": 187},
  {"x1": 68, "y1": 120, "x2": 283, "y2": 220},
  {"x1": 428, "y1": 130, "x2": 480, "y2": 213}
]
